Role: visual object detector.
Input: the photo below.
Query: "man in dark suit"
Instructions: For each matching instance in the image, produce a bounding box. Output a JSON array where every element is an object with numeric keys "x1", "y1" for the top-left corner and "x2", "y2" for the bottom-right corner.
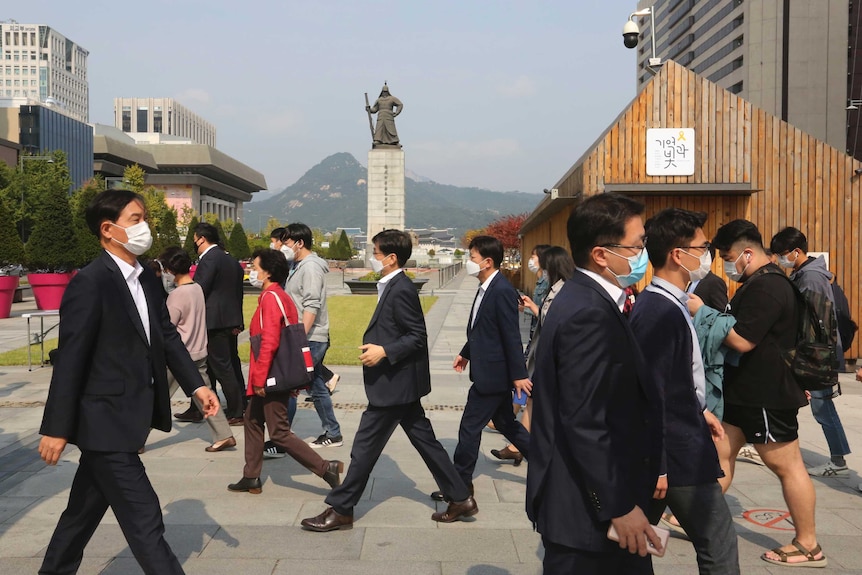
[
  {"x1": 191, "y1": 222, "x2": 246, "y2": 423},
  {"x1": 433, "y1": 235, "x2": 532, "y2": 501},
  {"x1": 38, "y1": 189, "x2": 220, "y2": 575},
  {"x1": 300, "y1": 230, "x2": 477, "y2": 531},
  {"x1": 630, "y1": 208, "x2": 739, "y2": 574},
  {"x1": 526, "y1": 193, "x2": 663, "y2": 575}
]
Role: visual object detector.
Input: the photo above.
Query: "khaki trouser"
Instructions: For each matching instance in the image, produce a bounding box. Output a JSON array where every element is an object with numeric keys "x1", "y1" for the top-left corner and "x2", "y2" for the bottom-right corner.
[{"x1": 167, "y1": 357, "x2": 233, "y2": 443}]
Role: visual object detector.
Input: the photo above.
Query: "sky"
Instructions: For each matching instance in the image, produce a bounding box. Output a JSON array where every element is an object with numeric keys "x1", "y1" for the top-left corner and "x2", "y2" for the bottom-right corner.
[{"x1": 12, "y1": 1, "x2": 642, "y2": 196}]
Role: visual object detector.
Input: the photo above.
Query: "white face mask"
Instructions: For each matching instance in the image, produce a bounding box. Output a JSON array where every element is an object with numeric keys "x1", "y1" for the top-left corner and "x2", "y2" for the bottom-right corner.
[
  {"x1": 370, "y1": 256, "x2": 385, "y2": 273},
  {"x1": 111, "y1": 221, "x2": 153, "y2": 256},
  {"x1": 680, "y1": 249, "x2": 712, "y2": 282},
  {"x1": 269, "y1": 242, "x2": 277, "y2": 250},
  {"x1": 527, "y1": 257, "x2": 539, "y2": 274},
  {"x1": 465, "y1": 259, "x2": 484, "y2": 277},
  {"x1": 777, "y1": 251, "x2": 798, "y2": 269},
  {"x1": 723, "y1": 251, "x2": 749, "y2": 283},
  {"x1": 248, "y1": 270, "x2": 264, "y2": 289},
  {"x1": 281, "y1": 244, "x2": 296, "y2": 261},
  {"x1": 162, "y1": 271, "x2": 176, "y2": 294}
]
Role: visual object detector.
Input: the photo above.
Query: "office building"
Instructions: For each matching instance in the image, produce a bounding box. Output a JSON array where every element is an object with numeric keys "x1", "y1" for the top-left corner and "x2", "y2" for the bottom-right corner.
[
  {"x1": 634, "y1": 0, "x2": 859, "y2": 158},
  {"x1": 114, "y1": 98, "x2": 216, "y2": 147},
  {"x1": 0, "y1": 21, "x2": 89, "y2": 122}
]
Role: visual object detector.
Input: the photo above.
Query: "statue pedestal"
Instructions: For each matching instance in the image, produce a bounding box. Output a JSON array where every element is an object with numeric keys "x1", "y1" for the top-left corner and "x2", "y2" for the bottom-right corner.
[{"x1": 366, "y1": 148, "x2": 405, "y2": 263}]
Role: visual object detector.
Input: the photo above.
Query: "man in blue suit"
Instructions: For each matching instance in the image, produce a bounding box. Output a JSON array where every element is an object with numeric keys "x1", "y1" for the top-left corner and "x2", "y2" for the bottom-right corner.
[
  {"x1": 526, "y1": 193, "x2": 663, "y2": 574},
  {"x1": 301, "y1": 230, "x2": 476, "y2": 531},
  {"x1": 630, "y1": 208, "x2": 739, "y2": 574},
  {"x1": 432, "y1": 235, "x2": 532, "y2": 501}
]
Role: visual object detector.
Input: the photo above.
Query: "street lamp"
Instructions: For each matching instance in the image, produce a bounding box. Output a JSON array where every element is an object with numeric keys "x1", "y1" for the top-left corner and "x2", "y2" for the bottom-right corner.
[{"x1": 18, "y1": 155, "x2": 54, "y2": 243}]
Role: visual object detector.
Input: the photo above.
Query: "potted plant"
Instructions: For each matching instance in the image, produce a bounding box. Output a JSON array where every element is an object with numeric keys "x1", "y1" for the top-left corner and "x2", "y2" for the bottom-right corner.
[
  {"x1": 0, "y1": 198, "x2": 24, "y2": 318},
  {"x1": 344, "y1": 269, "x2": 429, "y2": 294},
  {"x1": 25, "y1": 170, "x2": 78, "y2": 310}
]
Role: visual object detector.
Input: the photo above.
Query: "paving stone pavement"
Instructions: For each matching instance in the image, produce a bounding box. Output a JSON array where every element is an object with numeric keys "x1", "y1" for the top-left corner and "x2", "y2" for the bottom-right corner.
[{"x1": 1, "y1": 270, "x2": 862, "y2": 573}]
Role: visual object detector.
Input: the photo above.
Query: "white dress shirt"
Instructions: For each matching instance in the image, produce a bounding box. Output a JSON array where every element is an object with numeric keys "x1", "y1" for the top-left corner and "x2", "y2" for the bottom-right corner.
[
  {"x1": 576, "y1": 267, "x2": 627, "y2": 312},
  {"x1": 376, "y1": 268, "x2": 403, "y2": 302},
  {"x1": 469, "y1": 269, "x2": 499, "y2": 329},
  {"x1": 107, "y1": 250, "x2": 150, "y2": 344}
]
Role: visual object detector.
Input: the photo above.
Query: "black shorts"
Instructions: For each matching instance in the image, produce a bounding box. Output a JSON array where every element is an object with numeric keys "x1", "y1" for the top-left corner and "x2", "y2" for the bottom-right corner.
[{"x1": 723, "y1": 404, "x2": 799, "y2": 443}]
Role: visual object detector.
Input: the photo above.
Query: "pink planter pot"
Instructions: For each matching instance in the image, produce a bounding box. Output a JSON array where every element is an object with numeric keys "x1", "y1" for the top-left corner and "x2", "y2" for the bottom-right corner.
[
  {"x1": 0, "y1": 275, "x2": 19, "y2": 319},
  {"x1": 27, "y1": 272, "x2": 74, "y2": 311}
]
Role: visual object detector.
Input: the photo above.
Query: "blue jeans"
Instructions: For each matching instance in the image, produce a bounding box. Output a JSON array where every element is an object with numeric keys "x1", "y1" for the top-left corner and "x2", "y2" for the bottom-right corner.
[
  {"x1": 809, "y1": 387, "x2": 851, "y2": 457},
  {"x1": 308, "y1": 340, "x2": 341, "y2": 438}
]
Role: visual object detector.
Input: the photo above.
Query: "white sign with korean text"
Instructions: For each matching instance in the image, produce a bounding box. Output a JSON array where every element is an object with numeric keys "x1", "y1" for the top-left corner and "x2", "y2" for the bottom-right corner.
[{"x1": 647, "y1": 128, "x2": 695, "y2": 176}]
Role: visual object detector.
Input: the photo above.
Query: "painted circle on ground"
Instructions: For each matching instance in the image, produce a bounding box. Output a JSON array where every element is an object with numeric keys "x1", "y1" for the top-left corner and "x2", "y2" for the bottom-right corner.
[{"x1": 742, "y1": 508, "x2": 795, "y2": 531}]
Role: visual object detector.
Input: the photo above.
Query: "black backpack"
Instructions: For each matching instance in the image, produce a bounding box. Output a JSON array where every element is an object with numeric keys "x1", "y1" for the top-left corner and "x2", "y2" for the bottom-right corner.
[
  {"x1": 769, "y1": 271, "x2": 840, "y2": 390},
  {"x1": 832, "y1": 281, "x2": 858, "y2": 350}
]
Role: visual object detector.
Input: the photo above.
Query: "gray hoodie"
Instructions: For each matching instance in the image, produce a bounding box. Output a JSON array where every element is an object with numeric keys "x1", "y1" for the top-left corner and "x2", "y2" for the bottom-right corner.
[
  {"x1": 790, "y1": 255, "x2": 843, "y2": 349},
  {"x1": 284, "y1": 252, "x2": 329, "y2": 343}
]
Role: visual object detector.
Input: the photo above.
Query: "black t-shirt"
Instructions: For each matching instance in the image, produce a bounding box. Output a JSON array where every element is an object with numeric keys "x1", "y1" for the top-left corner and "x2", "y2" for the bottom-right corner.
[{"x1": 724, "y1": 264, "x2": 807, "y2": 409}]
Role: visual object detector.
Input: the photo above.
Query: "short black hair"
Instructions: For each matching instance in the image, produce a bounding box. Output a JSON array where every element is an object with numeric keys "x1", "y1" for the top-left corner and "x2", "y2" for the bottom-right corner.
[
  {"x1": 84, "y1": 189, "x2": 146, "y2": 237},
  {"x1": 468, "y1": 235, "x2": 504, "y2": 268},
  {"x1": 567, "y1": 193, "x2": 645, "y2": 268},
  {"x1": 712, "y1": 219, "x2": 763, "y2": 252},
  {"x1": 643, "y1": 208, "x2": 708, "y2": 269},
  {"x1": 542, "y1": 246, "x2": 575, "y2": 286},
  {"x1": 270, "y1": 227, "x2": 285, "y2": 240},
  {"x1": 194, "y1": 222, "x2": 221, "y2": 246},
  {"x1": 770, "y1": 226, "x2": 808, "y2": 254},
  {"x1": 532, "y1": 244, "x2": 552, "y2": 259},
  {"x1": 373, "y1": 229, "x2": 412, "y2": 267},
  {"x1": 159, "y1": 246, "x2": 192, "y2": 275},
  {"x1": 252, "y1": 248, "x2": 289, "y2": 285},
  {"x1": 284, "y1": 223, "x2": 313, "y2": 248}
]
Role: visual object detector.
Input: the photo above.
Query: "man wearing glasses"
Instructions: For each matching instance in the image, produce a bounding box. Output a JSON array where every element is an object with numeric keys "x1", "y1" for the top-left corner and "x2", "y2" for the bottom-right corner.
[
  {"x1": 527, "y1": 193, "x2": 664, "y2": 574},
  {"x1": 630, "y1": 208, "x2": 739, "y2": 574}
]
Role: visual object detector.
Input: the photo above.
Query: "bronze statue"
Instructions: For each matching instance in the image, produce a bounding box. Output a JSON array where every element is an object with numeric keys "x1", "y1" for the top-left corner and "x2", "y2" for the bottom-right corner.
[{"x1": 365, "y1": 83, "x2": 403, "y2": 148}]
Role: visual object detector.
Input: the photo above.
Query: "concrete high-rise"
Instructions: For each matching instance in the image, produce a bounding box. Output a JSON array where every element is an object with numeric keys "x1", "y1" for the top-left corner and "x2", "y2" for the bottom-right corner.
[
  {"x1": 634, "y1": 0, "x2": 860, "y2": 159},
  {"x1": 0, "y1": 21, "x2": 89, "y2": 122},
  {"x1": 113, "y1": 98, "x2": 216, "y2": 147}
]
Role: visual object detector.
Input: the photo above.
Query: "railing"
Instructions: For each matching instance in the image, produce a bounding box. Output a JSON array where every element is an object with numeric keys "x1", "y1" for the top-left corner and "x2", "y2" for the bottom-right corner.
[{"x1": 438, "y1": 262, "x2": 463, "y2": 288}]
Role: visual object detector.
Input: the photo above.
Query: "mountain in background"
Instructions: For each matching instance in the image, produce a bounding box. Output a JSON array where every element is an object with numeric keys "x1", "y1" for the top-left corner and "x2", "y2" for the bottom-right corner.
[{"x1": 244, "y1": 153, "x2": 541, "y2": 240}]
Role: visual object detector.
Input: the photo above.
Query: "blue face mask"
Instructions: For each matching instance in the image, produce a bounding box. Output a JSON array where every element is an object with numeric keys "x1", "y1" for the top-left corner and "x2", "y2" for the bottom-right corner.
[{"x1": 605, "y1": 248, "x2": 649, "y2": 288}]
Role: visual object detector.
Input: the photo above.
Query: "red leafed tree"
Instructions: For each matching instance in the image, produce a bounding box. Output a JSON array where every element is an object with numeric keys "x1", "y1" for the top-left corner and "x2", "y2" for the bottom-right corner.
[{"x1": 484, "y1": 212, "x2": 528, "y2": 267}]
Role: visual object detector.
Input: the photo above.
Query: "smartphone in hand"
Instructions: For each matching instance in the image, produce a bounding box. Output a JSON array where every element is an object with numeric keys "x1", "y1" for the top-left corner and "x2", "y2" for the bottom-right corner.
[{"x1": 607, "y1": 524, "x2": 670, "y2": 557}]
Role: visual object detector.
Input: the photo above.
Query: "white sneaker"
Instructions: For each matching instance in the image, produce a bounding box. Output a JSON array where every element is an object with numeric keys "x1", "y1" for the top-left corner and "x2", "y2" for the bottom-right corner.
[
  {"x1": 807, "y1": 461, "x2": 849, "y2": 477},
  {"x1": 737, "y1": 446, "x2": 766, "y2": 466},
  {"x1": 326, "y1": 373, "x2": 340, "y2": 395}
]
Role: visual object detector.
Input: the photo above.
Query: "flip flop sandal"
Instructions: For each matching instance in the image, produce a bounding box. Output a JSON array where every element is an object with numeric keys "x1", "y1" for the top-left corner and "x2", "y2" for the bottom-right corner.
[
  {"x1": 659, "y1": 513, "x2": 691, "y2": 541},
  {"x1": 761, "y1": 538, "x2": 828, "y2": 568}
]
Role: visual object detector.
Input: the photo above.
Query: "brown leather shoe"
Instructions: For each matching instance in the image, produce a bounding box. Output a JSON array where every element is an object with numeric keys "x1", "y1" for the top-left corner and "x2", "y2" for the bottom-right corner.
[
  {"x1": 322, "y1": 460, "x2": 344, "y2": 488},
  {"x1": 431, "y1": 483, "x2": 474, "y2": 502},
  {"x1": 432, "y1": 496, "x2": 478, "y2": 523},
  {"x1": 227, "y1": 477, "x2": 262, "y2": 494},
  {"x1": 227, "y1": 417, "x2": 244, "y2": 426},
  {"x1": 205, "y1": 437, "x2": 237, "y2": 452},
  {"x1": 300, "y1": 507, "x2": 353, "y2": 532},
  {"x1": 490, "y1": 445, "x2": 524, "y2": 466}
]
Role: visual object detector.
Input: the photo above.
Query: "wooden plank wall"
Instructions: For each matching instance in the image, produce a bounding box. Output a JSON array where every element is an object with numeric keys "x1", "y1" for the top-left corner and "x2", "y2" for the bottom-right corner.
[{"x1": 521, "y1": 60, "x2": 862, "y2": 358}]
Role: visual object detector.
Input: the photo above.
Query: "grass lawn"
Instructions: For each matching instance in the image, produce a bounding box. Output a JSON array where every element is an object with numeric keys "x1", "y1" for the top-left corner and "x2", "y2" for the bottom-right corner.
[
  {"x1": 0, "y1": 295, "x2": 438, "y2": 367},
  {"x1": 238, "y1": 294, "x2": 438, "y2": 366}
]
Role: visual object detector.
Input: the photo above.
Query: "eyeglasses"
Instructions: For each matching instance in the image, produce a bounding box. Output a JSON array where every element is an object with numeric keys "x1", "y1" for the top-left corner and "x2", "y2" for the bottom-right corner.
[
  {"x1": 603, "y1": 237, "x2": 647, "y2": 255},
  {"x1": 677, "y1": 242, "x2": 711, "y2": 251}
]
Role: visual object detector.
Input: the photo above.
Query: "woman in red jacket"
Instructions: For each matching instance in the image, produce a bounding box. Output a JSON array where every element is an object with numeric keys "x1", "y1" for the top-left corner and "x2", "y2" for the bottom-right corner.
[{"x1": 228, "y1": 248, "x2": 343, "y2": 494}]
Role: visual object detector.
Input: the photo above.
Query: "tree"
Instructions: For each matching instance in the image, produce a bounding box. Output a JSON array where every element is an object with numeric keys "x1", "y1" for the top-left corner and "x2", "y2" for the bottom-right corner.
[
  {"x1": 484, "y1": 213, "x2": 528, "y2": 267},
  {"x1": 122, "y1": 165, "x2": 181, "y2": 259},
  {"x1": 0, "y1": 198, "x2": 24, "y2": 266},
  {"x1": 263, "y1": 216, "x2": 282, "y2": 238},
  {"x1": 151, "y1": 206, "x2": 181, "y2": 258},
  {"x1": 70, "y1": 176, "x2": 105, "y2": 267},
  {"x1": 184, "y1": 216, "x2": 200, "y2": 261},
  {"x1": 18, "y1": 150, "x2": 73, "y2": 244},
  {"x1": 328, "y1": 229, "x2": 353, "y2": 260},
  {"x1": 25, "y1": 170, "x2": 77, "y2": 271},
  {"x1": 228, "y1": 222, "x2": 251, "y2": 260},
  {"x1": 212, "y1": 219, "x2": 228, "y2": 249},
  {"x1": 461, "y1": 228, "x2": 485, "y2": 249}
]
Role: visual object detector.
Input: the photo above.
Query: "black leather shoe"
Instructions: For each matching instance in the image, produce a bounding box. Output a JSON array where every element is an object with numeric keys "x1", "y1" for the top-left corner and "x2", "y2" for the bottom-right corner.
[
  {"x1": 490, "y1": 445, "x2": 524, "y2": 466},
  {"x1": 174, "y1": 406, "x2": 203, "y2": 423},
  {"x1": 432, "y1": 496, "x2": 479, "y2": 523},
  {"x1": 301, "y1": 507, "x2": 353, "y2": 532},
  {"x1": 430, "y1": 483, "x2": 473, "y2": 502},
  {"x1": 322, "y1": 460, "x2": 344, "y2": 488},
  {"x1": 227, "y1": 477, "x2": 262, "y2": 494}
]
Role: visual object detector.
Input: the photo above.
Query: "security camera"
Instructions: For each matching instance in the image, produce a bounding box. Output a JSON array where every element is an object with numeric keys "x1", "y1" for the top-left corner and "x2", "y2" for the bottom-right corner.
[{"x1": 623, "y1": 20, "x2": 640, "y2": 49}]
